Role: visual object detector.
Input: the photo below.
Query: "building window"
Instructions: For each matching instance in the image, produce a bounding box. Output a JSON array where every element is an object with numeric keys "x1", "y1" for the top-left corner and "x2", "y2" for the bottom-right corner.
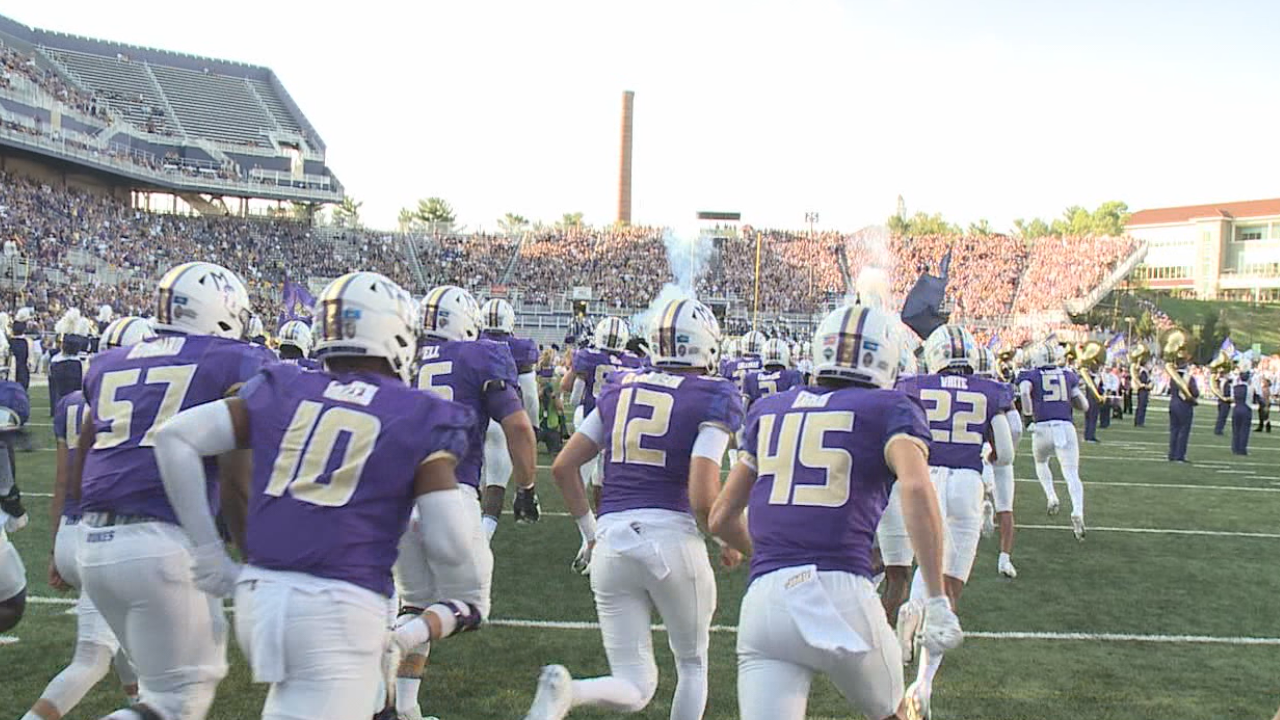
[{"x1": 1235, "y1": 225, "x2": 1265, "y2": 241}]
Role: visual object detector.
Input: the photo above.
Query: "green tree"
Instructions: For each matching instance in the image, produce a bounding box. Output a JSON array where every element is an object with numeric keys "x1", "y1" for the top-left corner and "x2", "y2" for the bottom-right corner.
[
  {"x1": 331, "y1": 195, "x2": 363, "y2": 228},
  {"x1": 499, "y1": 212, "x2": 530, "y2": 235},
  {"x1": 886, "y1": 210, "x2": 959, "y2": 236},
  {"x1": 1135, "y1": 310, "x2": 1155, "y2": 339},
  {"x1": 1091, "y1": 200, "x2": 1131, "y2": 236},
  {"x1": 417, "y1": 197, "x2": 456, "y2": 225},
  {"x1": 967, "y1": 219, "x2": 993, "y2": 236},
  {"x1": 398, "y1": 207, "x2": 424, "y2": 233},
  {"x1": 558, "y1": 212, "x2": 584, "y2": 229},
  {"x1": 887, "y1": 213, "x2": 909, "y2": 235}
]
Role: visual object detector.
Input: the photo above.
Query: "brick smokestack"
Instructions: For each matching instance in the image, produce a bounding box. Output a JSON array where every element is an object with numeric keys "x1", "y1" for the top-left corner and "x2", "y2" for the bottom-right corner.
[{"x1": 617, "y1": 90, "x2": 634, "y2": 225}]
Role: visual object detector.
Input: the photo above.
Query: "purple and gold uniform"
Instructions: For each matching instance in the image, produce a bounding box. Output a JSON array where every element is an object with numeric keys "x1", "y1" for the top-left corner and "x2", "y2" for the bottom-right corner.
[
  {"x1": 743, "y1": 368, "x2": 805, "y2": 406},
  {"x1": 416, "y1": 339, "x2": 522, "y2": 488},
  {"x1": 573, "y1": 348, "x2": 645, "y2": 414},
  {"x1": 81, "y1": 335, "x2": 274, "y2": 523},
  {"x1": 897, "y1": 373, "x2": 1013, "y2": 472},
  {"x1": 1016, "y1": 367, "x2": 1080, "y2": 423},
  {"x1": 722, "y1": 356, "x2": 764, "y2": 391},
  {"x1": 239, "y1": 364, "x2": 471, "y2": 597},
  {"x1": 595, "y1": 371, "x2": 743, "y2": 517},
  {"x1": 742, "y1": 386, "x2": 929, "y2": 583},
  {"x1": 482, "y1": 331, "x2": 539, "y2": 373},
  {"x1": 53, "y1": 390, "x2": 89, "y2": 520}
]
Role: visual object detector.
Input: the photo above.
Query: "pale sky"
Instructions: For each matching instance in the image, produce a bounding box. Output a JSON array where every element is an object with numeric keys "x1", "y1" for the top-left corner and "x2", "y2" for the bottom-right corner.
[{"x1": 7, "y1": 1, "x2": 1279, "y2": 232}]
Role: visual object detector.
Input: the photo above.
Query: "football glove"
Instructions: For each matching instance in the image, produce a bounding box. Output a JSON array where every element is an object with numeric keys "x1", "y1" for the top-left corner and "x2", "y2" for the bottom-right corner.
[
  {"x1": 513, "y1": 485, "x2": 541, "y2": 524},
  {"x1": 0, "y1": 484, "x2": 26, "y2": 528},
  {"x1": 572, "y1": 538, "x2": 594, "y2": 575},
  {"x1": 191, "y1": 543, "x2": 242, "y2": 598},
  {"x1": 921, "y1": 595, "x2": 963, "y2": 655}
]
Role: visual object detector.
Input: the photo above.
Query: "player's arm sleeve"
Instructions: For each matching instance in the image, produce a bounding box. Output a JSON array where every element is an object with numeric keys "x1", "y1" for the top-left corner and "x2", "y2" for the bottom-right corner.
[
  {"x1": 884, "y1": 395, "x2": 931, "y2": 469},
  {"x1": 1018, "y1": 380, "x2": 1034, "y2": 417},
  {"x1": 569, "y1": 377, "x2": 586, "y2": 408},
  {"x1": 518, "y1": 371, "x2": 539, "y2": 426},
  {"x1": 1005, "y1": 408, "x2": 1023, "y2": 445},
  {"x1": 154, "y1": 400, "x2": 240, "y2": 548},
  {"x1": 990, "y1": 412, "x2": 1014, "y2": 466},
  {"x1": 691, "y1": 425, "x2": 731, "y2": 463}
]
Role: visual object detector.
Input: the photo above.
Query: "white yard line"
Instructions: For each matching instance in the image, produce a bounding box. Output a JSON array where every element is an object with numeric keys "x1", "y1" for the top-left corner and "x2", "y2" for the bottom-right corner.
[
  {"x1": 1017, "y1": 524, "x2": 1280, "y2": 539},
  {"x1": 17, "y1": 597, "x2": 1279, "y2": 646}
]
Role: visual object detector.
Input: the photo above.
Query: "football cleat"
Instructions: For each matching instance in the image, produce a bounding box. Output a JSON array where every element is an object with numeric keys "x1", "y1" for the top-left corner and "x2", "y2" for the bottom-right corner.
[
  {"x1": 998, "y1": 555, "x2": 1018, "y2": 579},
  {"x1": 1071, "y1": 515, "x2": 1086, "y2": 541},
  {"x1": 904, "y1": 679, "x2": 932, "y2": 720},
  {"x1": 980, "y1": 499, "x2": 995, "y2": 538},
  {"x1": 1047, "y1": 497, "x2": 1061, "y2": 516},
  {"x1": 524, "y1": 664, "x2": 573, "y2": 720},
  {"x1": 896, "y1": 600, "x2": 923, "y2": 665},
  {"x1": 513, "y1": 486, "x2": 541, "y2": 524},
  {"x1": 0, "y1": 485, "x2": 26, "y2": 532}
]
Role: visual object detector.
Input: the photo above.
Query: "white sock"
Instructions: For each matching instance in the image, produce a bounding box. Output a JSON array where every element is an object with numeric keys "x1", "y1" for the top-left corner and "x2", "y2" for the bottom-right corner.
[
  {"x1": 482, "y1": 515, "x2": 498, "y2": 541},
  {"x1": 916, "y1": 645, "x2": 944, "y2": 690},
  {"x1": 1035, "y1": 463, "x2": 1058, "y2": 501},
  {"x1": 908, "y1": 567, "x2": 927, "y2": 602},
  {"x1": 570, "y1": 677, "x2": 646, "y2": 712},
  {"x1": 727, "y1": 448, "x2": 739, "y2": 467},
  {"x1": 998, "y1": 551, "x2": 1011, "y2": 565},
  {"x1": 21, "y1": 712, "x2": 42, "y2": 720},
  {"x1": 1063, "y1": 465, "x2": 1084, "y2": 518},
  {"x1": 396, "y1": 678, "x2": 422, "y2": 714}
]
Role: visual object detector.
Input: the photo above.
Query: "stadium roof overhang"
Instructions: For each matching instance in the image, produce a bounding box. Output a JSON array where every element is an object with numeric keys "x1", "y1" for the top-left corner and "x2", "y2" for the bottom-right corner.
[{"x1": 0, "y1": 135, "x2": 341, "y2": 204}]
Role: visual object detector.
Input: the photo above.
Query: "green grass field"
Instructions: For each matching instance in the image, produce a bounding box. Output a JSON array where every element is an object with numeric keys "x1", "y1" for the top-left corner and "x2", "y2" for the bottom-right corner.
[{"x1": 3, "y1": 388, "x2": 1279, "y2": 719}]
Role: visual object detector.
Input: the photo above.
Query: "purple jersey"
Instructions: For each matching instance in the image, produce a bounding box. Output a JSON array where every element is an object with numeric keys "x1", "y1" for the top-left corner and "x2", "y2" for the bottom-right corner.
[
  {"x1": 743, "y1": 368, "x2": 805, "y2": 405},
  {"x1": 481, "y1": 331, "x2": 539, "y2": 373},
  {"x1": 415, "y1": 339, "x2": 522, "y2": 488},
  {"x1": 81, "y1": 335, "x2": 274, "y2": 523},
  {"x1": 53, "y1": 390, "x2": 88, "y2": 519},
  {"x1": 743, "y1": 386, "x2": 930, "y2": 583},
  {"x1": 596, "y1": 371, "x2": 743, "y2": 517},
  {"x1": 240, "y1": 364, "x2": 471, "y2": 596},
  {"x1": 1017, "y1": 367, "x2": 1080, "y2": 423},
  {"x1": 897, "y1": 373, "x2": 1012, "y2": 472},
  {"x1": 573, "y1": 348, "x2": 645, "y2": 414},
  {"x1": 726, "y1": 356, "x2": 763, "y2": 391}
]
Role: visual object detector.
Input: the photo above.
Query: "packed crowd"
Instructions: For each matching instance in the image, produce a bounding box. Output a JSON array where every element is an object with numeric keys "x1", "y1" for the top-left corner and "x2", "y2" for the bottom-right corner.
[
  {"x1": 0, "y1": 170, "x2": 1147, "y2": 347},
  {"x1": 0, "y1": 44, "x2": 106, "y2": 120}
]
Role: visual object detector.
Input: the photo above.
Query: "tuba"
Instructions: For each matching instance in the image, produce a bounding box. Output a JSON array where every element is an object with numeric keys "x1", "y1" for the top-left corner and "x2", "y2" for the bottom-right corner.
[
  {"x1": 1161, "y1": 330, "x2": 1197, "y2": 405},
  {"x1": 1206, "y1": 350, "x2": 1234, "y2": 402},
  {"x1": 1130, "y1": 343, "x2": 1151, "y2": 391},
  {"x1": 1077, "y1": 340, "x2": 1106, "y2": 401}
]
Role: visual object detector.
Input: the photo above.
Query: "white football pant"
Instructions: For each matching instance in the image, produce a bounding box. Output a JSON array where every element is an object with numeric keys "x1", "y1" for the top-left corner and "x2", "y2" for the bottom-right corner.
[
  {"x1": 78, "y1": 521, "x2": 228, "y2": 720},
  {"x1": 575, "y1": 510, "x2": 715, "y2": 719},
  {"x1": 1031, "y1": 420, "x2": 1084, "y2": 518},
  {"x1": 737, "y1": 568, "x2": 902, "y2": 720},
  {"x1": 0, "y1": 528, "x2": 24, "y2": 601},
  {"x1": 394, "y1": 486, "x2": 493, "y2": 618},
  {"x1": 36, "y1": 517, "x2": 135, "y2": 718},
  {"x1": 874, "y1": 467, "x2": 983, "y2": 582},
  {"x1": 234, "y1": 566, "x2": 387, "y2": 720},
  {"x1": 481, "y1": 418, "x2": 513, "y2": 490}
]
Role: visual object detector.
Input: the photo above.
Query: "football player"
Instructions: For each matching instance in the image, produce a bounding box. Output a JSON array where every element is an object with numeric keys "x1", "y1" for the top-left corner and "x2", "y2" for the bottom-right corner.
[
  {"x1": 478, "y1": 298, "x2": 542, "y2": 533},
  {"x1": 741, "y1": 338, "x2": 804, "y2": 409},
  {"x1": 886, "y1": 326, "x2": 1012, "y2": 717},
  {"x1": 71, "y1": 261, "x2": 276, "y2": 720},
  {"x1": 395, "y1": 285, "x2": 537, "y2": 720},
  {"x1": 0, "y1": 339, "x2": 28, "y2": 634},
  {"x1": 1018, "y1": 340, "x2": 1089, "y2": 539},
  {"x1": 23, "y1": 317, "x2": 152, "y2": 720},
  {"x1": 708, "y1": 304, "x2": 960, "y2": 720},
  {"x1": 153, "y1": 272, "x2": 483, "y2": 720},
  {"x1": 975, "y1": 347, "x2": 1023, "y2": 579},
  {"x1": 728, "y1": 330, "x2": 766, "y2": 391},
  {"x1": 276, "y1": 319, "x2": 319, "y2": 370},
  {"x1": 560, "y1": 317, "x2": 644, "y2": 498},
  {"x1": 523, "y1": 299, "x2": 743, "y2": 720}
]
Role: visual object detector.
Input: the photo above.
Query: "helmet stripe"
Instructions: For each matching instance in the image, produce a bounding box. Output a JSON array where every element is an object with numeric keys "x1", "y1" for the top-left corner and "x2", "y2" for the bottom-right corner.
[
  {"x1": 422, "y1": 287, "x2": 450, "y2": 331},
  {"x1": 320, "y1": 273, "x2": 360, "y2": 341},
  {"x1": 110, "y1": 318, "x2": 134, "y2": 347},
  {"x1": 837, "y1": 306, "x2": 866, "y2": 368},
  {"x1": 155, "y1": 262, "x2": 200, "y2": 326},
  {"x1": 663, "y1": 301, "x2": 686, "y2": 356}
]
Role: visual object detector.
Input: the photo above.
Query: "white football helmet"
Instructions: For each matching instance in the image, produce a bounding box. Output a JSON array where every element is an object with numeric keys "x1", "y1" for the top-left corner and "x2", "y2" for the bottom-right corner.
[
  {"x1": 277, "y1": 320, "x2": 314, "y2": 357},
  {"x1": 1028, "y1": 342, "x2": 1056, "y2": 369},
  {"x1": 974, "y1": 346, "x2": 997, "y2": 377},
  {"x1": 314, "y1": 272, "x2": 418, "y2": 383},
  {"x1": 100, "y1": 316, "x2": 156, "y2": 350},
  {"x1": 741, "y1": 330, "x2": 766, "y2": 357},
  {"x1": 923, "y1": 325, "x2": 978, "y2": 375},
  {"x1": 648, "y1": 298, "x2": 721, "y2": 371},
  {"x1": 722, "y1": 337, "x2": 740, "y2": 360},
  {"x1": 480, "y1": 298, "x2": 516, "y2": 334},
  {"x1": 248, "y1": 315, "x2": 266, "y2": 340},
  {"x1": 812, "y1": 304, "x2": 900, "y2": 389},
  {"x1": 154, "y1": 261, "x2": 252, "y2": 339},
  {"x1": 593, "y1": 317, "x2": 630, "y2": 353},
  {"x1": 762, "y1": 338, "x2": 791, "y2": 368},
  {"x1": 420, "y1": 285, "x2": 481, "y2": 342}
]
